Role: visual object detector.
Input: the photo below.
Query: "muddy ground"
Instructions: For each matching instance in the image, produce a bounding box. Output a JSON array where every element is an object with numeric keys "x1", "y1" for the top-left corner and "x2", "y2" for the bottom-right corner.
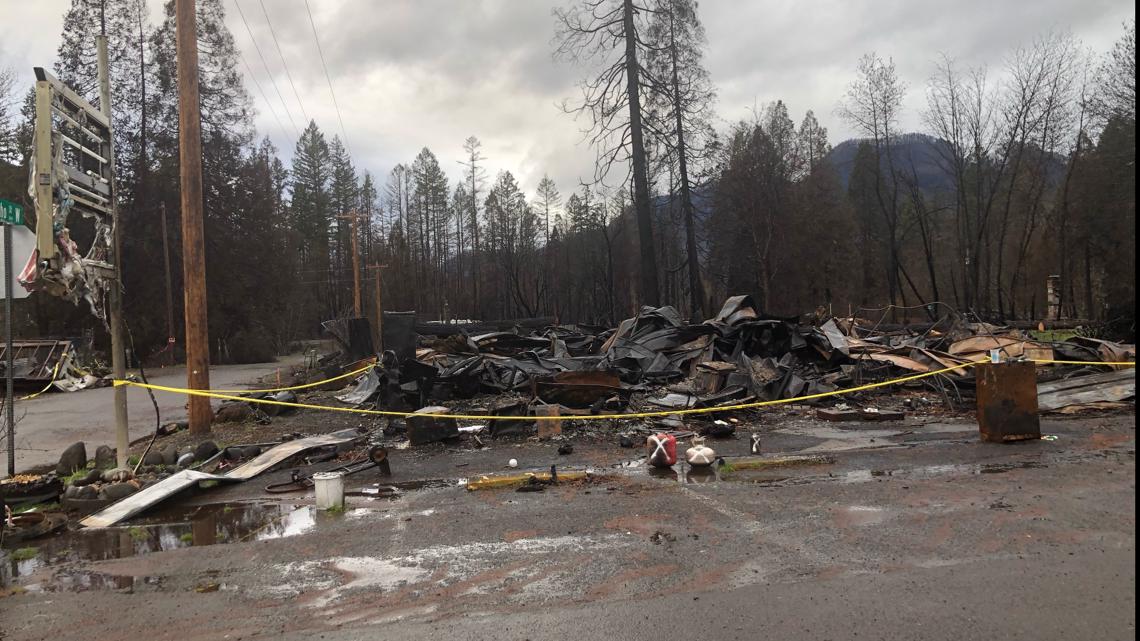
[{"x1": 0, "y1": 388, "x2": 1134, "y2": 640}]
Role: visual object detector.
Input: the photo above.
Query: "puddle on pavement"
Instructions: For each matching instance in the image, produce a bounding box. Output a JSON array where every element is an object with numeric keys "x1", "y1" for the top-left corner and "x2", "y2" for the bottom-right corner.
[
  {"x1": 352, "y1": 478, "x2": 460, "y2": 496},
  {"x1": 1, "y1": 502, "x2": 318, "y2": 585},
  {"x1": 731, "y1": 459, "x2": 1052, "y2": 487},
  {"x1": 625, "y1": 456, "x2": 1055, "y2": 488}
]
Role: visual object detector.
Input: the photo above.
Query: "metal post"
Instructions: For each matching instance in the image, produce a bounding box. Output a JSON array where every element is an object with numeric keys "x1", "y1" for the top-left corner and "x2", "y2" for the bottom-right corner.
[
  {"x1": 97, "y1": 34, "x2": 130, "y2": 468},
  {"x1": 4, "y1": 224, "x2": 14, "y2": 477},
  {"x1": 176, "y1": 0, "x2": 212, "y2": 434},
  {"x1": 160, "y1": 201, "x2": 175, "y2": 366}
]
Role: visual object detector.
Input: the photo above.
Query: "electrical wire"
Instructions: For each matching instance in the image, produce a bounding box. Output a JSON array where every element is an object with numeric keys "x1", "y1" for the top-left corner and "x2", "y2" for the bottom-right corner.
[
  {"x1": 303, "y1": 0, "x2": 352, "y2": 156},
  {"x1": 258, "y1": 0, "x2": 310, "y2": 125},
  {"x1": 236, "y1": 46, "x2": 293, "y2": 144},
  {"x1": 231, "y1": 0, "x2": 301, "y2": 138}
]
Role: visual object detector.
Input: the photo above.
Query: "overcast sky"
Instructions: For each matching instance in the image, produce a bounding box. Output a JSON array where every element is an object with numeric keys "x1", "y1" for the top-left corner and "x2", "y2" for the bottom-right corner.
[{"x1": 1, "y1": 0, "x2": 1134, "y2": 199}]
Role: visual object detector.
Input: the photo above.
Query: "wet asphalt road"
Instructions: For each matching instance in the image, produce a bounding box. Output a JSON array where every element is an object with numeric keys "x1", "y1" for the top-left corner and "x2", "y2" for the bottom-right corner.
[
  {"x1": 0, "y1": 414, "x2": 1134, "y2": 641},
  {"x1": 9, "y1": 356, "x2": 306, "y2": 473}
]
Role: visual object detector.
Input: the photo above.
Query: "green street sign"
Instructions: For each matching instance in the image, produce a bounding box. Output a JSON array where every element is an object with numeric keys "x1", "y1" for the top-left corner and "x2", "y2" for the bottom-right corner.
[{"x1": 0, "y1": 199, "x2": 23, "y2": 226}]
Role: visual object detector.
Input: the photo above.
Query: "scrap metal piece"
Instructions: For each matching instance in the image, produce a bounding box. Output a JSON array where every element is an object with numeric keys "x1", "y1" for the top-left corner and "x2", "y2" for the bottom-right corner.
[
  {"x1": 80, "y1": 430, "x2": 361, "y2": 527},
  {"x1": 533, "y1": 370, "x2": 624, "y2": 408},
  {"x1": 0, "y1": 339, "x2": 72, "y2": 381},
  {"x1": 1036, "y1": 369, "x2": 1136, "y2": 412},
  {"x1": 79, "y1": 470, "x2": 238, "y2": 528},
  {"x1": 336, "y1": 369, "x2": 381, "y2": 405},
  {"x1": 975, "y1": 362, "x2": 1040, "y2": 443}
]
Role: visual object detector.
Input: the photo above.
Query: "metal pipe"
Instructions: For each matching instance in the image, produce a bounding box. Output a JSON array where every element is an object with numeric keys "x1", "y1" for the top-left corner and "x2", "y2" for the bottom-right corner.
[{"x1": 5, "y1": 224, "x2": 15, "y2": 476}]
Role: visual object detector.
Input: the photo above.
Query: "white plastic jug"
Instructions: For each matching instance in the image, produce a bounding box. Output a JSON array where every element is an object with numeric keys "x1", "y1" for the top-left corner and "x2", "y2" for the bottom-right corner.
[{"x1": 313, "y1": 471, "x2": 345, "y2": 510}]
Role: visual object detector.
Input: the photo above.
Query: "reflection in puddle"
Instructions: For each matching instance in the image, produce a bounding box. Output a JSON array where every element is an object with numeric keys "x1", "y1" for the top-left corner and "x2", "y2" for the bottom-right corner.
[{"x1": 1, "y1": 502, "x2": 316, "y2": 585}]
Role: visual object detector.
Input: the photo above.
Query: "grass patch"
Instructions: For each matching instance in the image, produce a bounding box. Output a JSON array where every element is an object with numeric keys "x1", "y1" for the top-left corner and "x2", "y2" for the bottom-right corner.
[
  {"x1": 717, "y1": 461, "x2": 736, "y2": 475},
  {"x1": 11, "y1": 547, "x2": 38, "y2": 561},
  {"x1": 324, "y1": 504, "x2": 346, "y2": 514},
  {"x1": 64, "y1": 469, "x2": 91, "y2": 485},
  {"x1": 13, "y1": 502, "x2": 60, "y2": 515},
  {"x1": 127, "y1": 455, "x2": 140, "y2": 467},
  {"x1": 179, "y1": 532, "x2": 194, "y2": 544},
  {"x1": 127, "y1": 526, "x2": 148, "y2": 541}
]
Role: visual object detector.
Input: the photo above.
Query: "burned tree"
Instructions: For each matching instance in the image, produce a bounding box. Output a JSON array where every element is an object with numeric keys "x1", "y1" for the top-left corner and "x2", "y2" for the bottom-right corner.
[
  {"x1": 555, "y1": 0, "x2": 661, "y2": 306},
  {"x1": 645, "y1": 0, "x2": 715, "y2": 321},
  {"x1": 838, "y1": 53, "x2": 908, "y2": 318}
]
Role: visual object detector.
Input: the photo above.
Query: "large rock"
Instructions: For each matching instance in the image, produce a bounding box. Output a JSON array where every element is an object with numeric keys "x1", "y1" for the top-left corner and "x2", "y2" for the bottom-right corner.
[
  {"x1": 94, "y1": 445, "x2": 116, "y2": 469},
  {"x1": 160, "y1": 444, "x2": 179, "y2": 466},
  {"x1": 56, "y1": 442, "x2": 87, "y2": 476},
  {"x1": 101, "y1": 482, "x2": 139, "y2": 501},
  {"x1": 407, "y1": 406, "x2": 460, "y2": 445},
  {"x1": 214, "y1": 402, "x2": 252, "y2": 423},
  {"x1": 73, "y1": 468, "x2": 103, "y2": 487},
  {"x1": 75, "y1": 485, "x2": 99, "y2": 500},
  {"x1": 102, "y1": 468, "x2": 133, "y2": 483},
  {"x1": 141, "y1": 448, "x2": 165, "y2": 466},
  {"x1": 194, "y1": 441, "x2": 220, "y2": 462}
]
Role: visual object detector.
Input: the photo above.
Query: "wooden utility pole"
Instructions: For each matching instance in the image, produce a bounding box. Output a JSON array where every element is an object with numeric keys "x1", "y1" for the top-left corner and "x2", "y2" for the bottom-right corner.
[
  {"x1": 97, "y1": 28, "x2": 130, "y2": 468},
  {"x1": 372, "y1": 264, "x2": 386, "y2": 351},
  {"x1": 176, "y1": 0, "x2": 212, "y2": 434},
  {"x1": 160, "y1": 201, "x2": 175, "y2": 366},
  {"x1": 337, "y1": 212, "x2": 363, "y2": 317}
]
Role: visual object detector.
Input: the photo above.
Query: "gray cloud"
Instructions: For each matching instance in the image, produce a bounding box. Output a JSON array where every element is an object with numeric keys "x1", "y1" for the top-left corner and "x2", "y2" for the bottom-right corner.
[{"x1": 2, "y1": 0, "x2": 1134, "y2": 202}]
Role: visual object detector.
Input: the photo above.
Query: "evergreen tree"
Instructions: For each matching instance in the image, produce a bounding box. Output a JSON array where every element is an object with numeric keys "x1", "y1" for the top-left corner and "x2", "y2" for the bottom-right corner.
[{"x1": 534, "y1": 175, "x2": 561, "y2": 246}]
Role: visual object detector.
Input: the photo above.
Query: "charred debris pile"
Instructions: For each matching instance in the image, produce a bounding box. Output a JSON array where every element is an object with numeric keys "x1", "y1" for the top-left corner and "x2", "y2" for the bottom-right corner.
[{"x1": 333, "y1": 295, "x2": 1135, "y2": 431}]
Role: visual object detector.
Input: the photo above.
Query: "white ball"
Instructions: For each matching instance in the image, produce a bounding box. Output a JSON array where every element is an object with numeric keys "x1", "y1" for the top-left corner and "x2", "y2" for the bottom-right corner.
[{"x1": 508, "y1": 458, "x2": 518, "y2": 468}]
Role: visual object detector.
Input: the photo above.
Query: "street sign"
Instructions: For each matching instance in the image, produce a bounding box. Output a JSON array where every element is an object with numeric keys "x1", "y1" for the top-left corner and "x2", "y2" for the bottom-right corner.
[{"x1": 0, "y1": 199, "x2": 24, "y2": 226}]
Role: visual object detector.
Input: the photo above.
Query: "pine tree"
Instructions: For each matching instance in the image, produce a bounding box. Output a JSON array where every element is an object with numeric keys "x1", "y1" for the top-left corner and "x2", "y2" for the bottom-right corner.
[
  {"x1": 290, "y1": 122, "x2": 332, "y2": 262},
  {"x1": 534, "y1": 175, "x2": 561, "y2": 246}
]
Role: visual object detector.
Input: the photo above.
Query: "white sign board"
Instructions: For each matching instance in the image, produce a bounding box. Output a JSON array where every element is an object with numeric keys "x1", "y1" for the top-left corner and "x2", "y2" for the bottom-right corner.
[{"x1": 0, "y1": 224, "x2": 36, "y2": 299}]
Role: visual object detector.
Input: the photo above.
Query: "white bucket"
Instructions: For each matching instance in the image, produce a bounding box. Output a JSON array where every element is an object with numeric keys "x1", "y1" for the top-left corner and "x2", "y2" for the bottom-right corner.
[{"x1": 313, "y1": 471, "x2": 345, "y2": 510}]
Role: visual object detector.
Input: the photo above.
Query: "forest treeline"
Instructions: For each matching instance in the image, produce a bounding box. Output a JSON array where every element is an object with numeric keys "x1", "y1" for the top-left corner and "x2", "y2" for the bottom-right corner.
[{"x1": 0, "y1": 0, "x2": 1133, "y2": 362}]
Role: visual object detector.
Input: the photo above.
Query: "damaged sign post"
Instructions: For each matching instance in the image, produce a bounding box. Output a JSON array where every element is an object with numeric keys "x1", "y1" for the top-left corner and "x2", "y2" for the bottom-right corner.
[
  {"x1": 27, "y1": 35, "x2": 131, "y2": 467},
  {"x1": 2, "y1": 198, "x2": 25, "y2": 476},
  {"x1": 97, "y1": 34, "x2": 131, "y2": 468}
]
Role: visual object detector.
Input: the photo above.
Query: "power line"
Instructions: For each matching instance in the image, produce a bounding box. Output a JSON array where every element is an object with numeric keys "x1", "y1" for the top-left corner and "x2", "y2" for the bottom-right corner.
[
  {"x1": 231, "y1": 0, "x2": 301, "y2": 138},
  {"x1": 258, "y1": 0, "x2": 310, "y2": 126},
  {"x1": 303, "y1": 0, "x2": 352, "y2": 156},
  {"x1": 236, "y1": 47, "x2": 292, "y2": 145}
]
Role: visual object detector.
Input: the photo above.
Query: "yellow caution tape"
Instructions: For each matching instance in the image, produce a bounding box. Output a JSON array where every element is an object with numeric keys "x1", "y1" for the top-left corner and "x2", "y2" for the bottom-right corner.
[
  {"x1": 202, "y1": 361, "x2": 377, "y2": 394},
  {"x1": 19, "y1": 350, "x2": 69, "y2": 401},
  {"x1": 108, "y1": 357, "x2": 1135, "y2": 422}
]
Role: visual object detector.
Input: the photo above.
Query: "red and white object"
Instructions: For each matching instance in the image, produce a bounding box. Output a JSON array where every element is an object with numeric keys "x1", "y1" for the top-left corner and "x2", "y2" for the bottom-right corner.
[
  {"x1": 685, "y1": 439, "x2": 717, "y2": 467},
  {"x1": 646, "y1": 433, "x2": 677, "y2": 468}
]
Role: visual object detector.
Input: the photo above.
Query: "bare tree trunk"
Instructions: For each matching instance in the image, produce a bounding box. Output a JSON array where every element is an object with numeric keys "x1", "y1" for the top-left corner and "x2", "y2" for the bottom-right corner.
[
  {"x1": 667, "y1": 11, "x2": 706, "y2": 321},
  {"x1": 623, "y1": 0, "x2": 660, "y2": 306}
]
